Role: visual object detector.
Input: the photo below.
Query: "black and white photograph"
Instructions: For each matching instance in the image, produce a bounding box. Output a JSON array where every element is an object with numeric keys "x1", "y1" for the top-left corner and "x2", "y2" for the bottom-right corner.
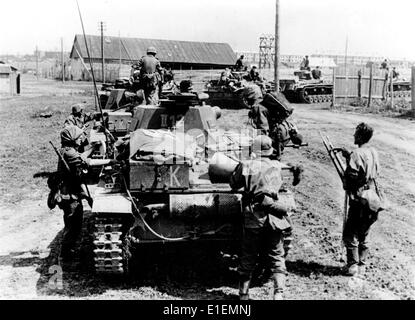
[{"x1": 0, "y1": 0, "x2": 414, "y2": 304}]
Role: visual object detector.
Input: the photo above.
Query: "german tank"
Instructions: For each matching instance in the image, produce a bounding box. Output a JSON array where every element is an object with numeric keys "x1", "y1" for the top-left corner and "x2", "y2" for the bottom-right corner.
[
  {"x1": 84, "y1": 93, "x2": 297, "y2": 275},
  {"x1": 280, "y1": 70, "x2": 333, "y2": 104},
  {"x1": 204, "y1": 72, "x2": 275, "y2": 109},
  {"x1": 388, "y1": 79, "x2": 412, "y2": 99}
]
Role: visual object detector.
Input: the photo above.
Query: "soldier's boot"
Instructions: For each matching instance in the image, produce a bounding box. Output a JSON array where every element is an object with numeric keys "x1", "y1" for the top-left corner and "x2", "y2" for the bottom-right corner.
[
  {"x1": 239, "y1": 279, "x2": 251, "y2": 300},
  {"x1": 273, "y1": 273, "x2": 285, "y2": 300},
  {"x1": 358, "y1": 246, "x2": 369, "y2": 274},
  {"x1": 346, "y1": 248, "x2": 359, "y2": 276}
]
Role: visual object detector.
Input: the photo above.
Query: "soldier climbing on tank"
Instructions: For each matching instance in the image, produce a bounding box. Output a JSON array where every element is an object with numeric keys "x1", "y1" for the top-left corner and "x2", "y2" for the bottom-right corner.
[
  {"x1": 235, "y1": 55, "x2": 245, "y2": 72},
  {"x1": 230, "y1": 135, "x2": 295, "y2": 300},
  {"x1": 243, "y1": 86, "x2": 303, "y2": 160},
  {"x1": 64, "y1": 104, "x2": 96, "y2": 153},
  {"x1": 134, "y1": 46, "x2": 163, "y2": 105},
  {"x1": 64, "y1": 104, "x2": 94, "y2": 130},
  {"x1": 311, "y1": 66, "x2": 322, "y2": 80},
  {"x1": 55, "y1": 126, "x2": 116, "y2": 261}
]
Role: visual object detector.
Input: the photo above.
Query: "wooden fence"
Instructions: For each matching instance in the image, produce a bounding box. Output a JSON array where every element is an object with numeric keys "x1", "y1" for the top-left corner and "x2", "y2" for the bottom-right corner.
[{"x1": 333, "y1": 65, "x2": 389, "y2": 106}]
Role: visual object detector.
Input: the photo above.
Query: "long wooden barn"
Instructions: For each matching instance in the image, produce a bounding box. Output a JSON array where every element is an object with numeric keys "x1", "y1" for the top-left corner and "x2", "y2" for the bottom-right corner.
[{"x1": 69, "y1": 35, "x2": 236, "y2": 82}]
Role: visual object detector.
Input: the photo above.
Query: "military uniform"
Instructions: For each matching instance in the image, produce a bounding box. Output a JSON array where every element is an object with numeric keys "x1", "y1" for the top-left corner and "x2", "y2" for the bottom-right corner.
[
  {"x1": 230, "y1": 136, "x2": 290, "y2": 300},
  {"x1": 57, "y1": 126, "x2": 92, "y2": 259},
  {"x1": 248, "y1": 94, "x2": 302, "y2": 160},
  {"x1": 312, "y1": 68, "x2": 322, "y2": 80},
  {"x1": 343, "y1": 145, "x2": 380, "y2": 271},
  {"x1": 135, "y1": 48, "x2": 163, "y2": 105},
  {"x1": 235, "y1": 57, "x2": 244, "y2": 71}
]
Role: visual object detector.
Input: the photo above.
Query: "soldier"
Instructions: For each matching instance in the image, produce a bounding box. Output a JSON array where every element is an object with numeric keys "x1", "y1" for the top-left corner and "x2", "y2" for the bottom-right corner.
[
  {"x1": 392, "y1": 67, "x2": 399, "y2": 80},
  {"x1": 300, "y1": 55, "x2": 310, "y2": 71},
  {"x1": 335, "y1": 123, "x2": 382, "y2": 276},
  {"x1": 235, "y1": 55, "x2": 245, "y2": 72},
  {"x1": 243, "y1": 86, "x2": 303, "y2": 160},
  {"x1": 248, "y1": 65, "x2": 262, "y2": 82},
  {"x1": 219, "y1": 68, "x2": 237, "y2": 87},
  {"x1": 230, "y1": 135, "x2": 293, "y2": 300},
  {"x1": 64, "y1": 104, "x2": 94, "y2": 129},
  {"x1": 64, "y1": 104, "x2": 95, "y2": 153},
  {"x1": 311, "y1": 66, "x2": 322, "y2": 80},
  {"x1": 57, "y1": 126, "x2": 114, "y2": 260},
  {"x1": 135, "y1": 46, "x2": 163, "y2": 105}
]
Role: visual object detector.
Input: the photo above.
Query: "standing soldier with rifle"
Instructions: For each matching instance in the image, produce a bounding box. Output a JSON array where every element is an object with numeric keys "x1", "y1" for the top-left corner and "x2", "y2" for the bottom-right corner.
[
  {"x1": 322, "y1": 123, "x2": 383, "y2": 276},
  {"x1": 52, "y1": 125, "x2": 115, "y2": 260}
]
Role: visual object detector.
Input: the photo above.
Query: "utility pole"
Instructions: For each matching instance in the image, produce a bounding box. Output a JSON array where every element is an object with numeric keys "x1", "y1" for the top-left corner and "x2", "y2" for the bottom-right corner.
[
  {"x1": 118, "y1": 31, "x2": 121, "y2": 76},
  {"x1": 100, "y1": 21, "x2": 105, "y2": 83},
  {"x1": 274, "y1": 0, "x2": 280, "y2": 92},
  {"x1": 61, "y1": 38, "x2": 65, "y2": 83},
  {"x1": 344, "y1": 36, "x2": 349, "y2": 106},
  {"x1": 36, "y1": 45, "x2": 39, "y2": 81}
]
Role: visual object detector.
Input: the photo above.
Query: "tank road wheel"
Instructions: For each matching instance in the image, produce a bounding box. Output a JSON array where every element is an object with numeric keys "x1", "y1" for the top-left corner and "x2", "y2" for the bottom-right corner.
[
  {"x1": 299, "y1": 89, "x2": 311, "y2": 104},
  {"x1": 317, "y1": 96, "x2": 323, "y2": 103}
]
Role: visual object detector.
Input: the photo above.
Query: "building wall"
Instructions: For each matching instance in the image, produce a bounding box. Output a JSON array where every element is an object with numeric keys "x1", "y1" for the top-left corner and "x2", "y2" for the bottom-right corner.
[{"x1": 0, "y1": 72, "x2": 18, "y2": 95}]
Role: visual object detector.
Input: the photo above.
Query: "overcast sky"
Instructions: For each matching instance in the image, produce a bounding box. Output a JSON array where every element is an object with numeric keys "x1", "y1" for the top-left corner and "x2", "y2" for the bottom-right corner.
[{"x1": 1, "y1": 0, "x2": 415, "y2": 60}]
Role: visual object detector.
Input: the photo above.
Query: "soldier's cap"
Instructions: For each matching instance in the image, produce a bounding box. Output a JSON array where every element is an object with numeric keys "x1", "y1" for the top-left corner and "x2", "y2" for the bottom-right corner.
[
  {"x1": 242, "y1": 85, "x2": 263, "y2": 101},
  {"x1": 252, "y1": 135, "x2": 274, "y2": 157},
  {"x1": 60, "y1": 125, "x2": 84, "y2": 144},
  {"x1": 72, "y1": 104, "x2": 84, "y2": 114},
  {"x1": 147, "y1": 46, "x2": 157, "y2": 55}
]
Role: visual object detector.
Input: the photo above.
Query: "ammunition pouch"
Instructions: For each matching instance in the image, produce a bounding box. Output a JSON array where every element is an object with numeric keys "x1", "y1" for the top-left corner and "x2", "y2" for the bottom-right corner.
[{"x1": 266, "y1": 214, "x2": 291, "y2": 232}]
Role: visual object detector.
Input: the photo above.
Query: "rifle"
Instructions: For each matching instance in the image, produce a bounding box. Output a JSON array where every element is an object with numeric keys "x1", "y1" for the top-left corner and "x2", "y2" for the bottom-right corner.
[
  {"x1": 49, "y1": 141, "x2": 92, "y2": 202},
  {"x1": 319, "y1": 132, "x2": 346, "y2": 180},
  {"x1": 319, "y1": 132, "x2": 349, "y2": 240},
  {"x1": 285, "y1": 143, "x2": 309, "y2": 149}
]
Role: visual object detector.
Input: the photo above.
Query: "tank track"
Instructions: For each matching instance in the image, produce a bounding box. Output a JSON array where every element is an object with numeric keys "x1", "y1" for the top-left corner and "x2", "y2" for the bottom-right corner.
[
  {"x1": 93, "y1": 217, "x2": 129, "y2": 275},
  {"x1": 304, "y1": 94, "x2": 333, "y2": 104},
  {"x1": 387, "y1": 90, "x2": 411, "y2": 99}
]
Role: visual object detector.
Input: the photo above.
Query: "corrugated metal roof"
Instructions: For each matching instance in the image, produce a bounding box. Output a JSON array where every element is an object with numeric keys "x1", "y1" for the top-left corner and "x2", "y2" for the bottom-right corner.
[
  {"x1": 70, "y1": 35, "x2": 236, "y2": 66},
  {"x1": 0, "y1": 64, "x2": 18, "y2": 73}
]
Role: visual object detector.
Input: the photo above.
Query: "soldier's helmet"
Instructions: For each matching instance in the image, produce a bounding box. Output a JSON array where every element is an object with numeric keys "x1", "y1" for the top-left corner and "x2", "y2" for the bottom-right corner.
[
  {"x1": 242, "y1": 84, "x2": 263, "y2": 101},
  {"x1": 252, "y1": 135, "x2": 274, "y2": 157},
  {"x1": 147, "y1": 46, "x2": 157, "y2": 55},
  {"x1": 72, "y1": 104, "x2": 84, "y2": 114},
  {"x1": 60, "y1": 125, "x2": 84, "y2": 145}
]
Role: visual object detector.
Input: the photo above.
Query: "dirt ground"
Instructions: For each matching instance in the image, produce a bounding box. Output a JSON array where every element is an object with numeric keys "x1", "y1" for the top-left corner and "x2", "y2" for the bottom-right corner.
[{"x1": 0, "y1": 75, "x2": 414, "y2": 300}]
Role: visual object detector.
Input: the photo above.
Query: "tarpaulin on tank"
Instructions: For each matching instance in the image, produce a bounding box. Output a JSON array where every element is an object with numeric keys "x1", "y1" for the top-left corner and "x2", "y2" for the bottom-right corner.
[{"x1": 129, "y1": 129, "x2": 196, "y2": 162}]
